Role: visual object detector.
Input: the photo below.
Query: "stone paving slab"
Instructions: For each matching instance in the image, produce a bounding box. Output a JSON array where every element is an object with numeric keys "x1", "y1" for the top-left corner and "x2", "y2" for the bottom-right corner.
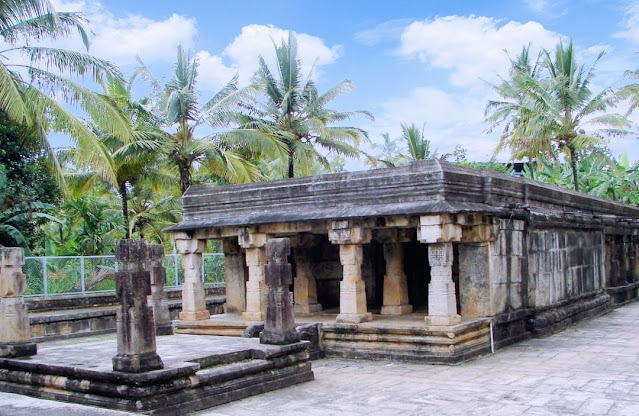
[{"x1": 3, "y1": 302, "x2": 639, "y2": 415}]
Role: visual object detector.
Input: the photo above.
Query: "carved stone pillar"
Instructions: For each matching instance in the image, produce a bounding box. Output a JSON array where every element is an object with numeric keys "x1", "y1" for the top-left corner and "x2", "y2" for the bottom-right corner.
[
  {"x1": 418, "y1": 215, "x2": 462, "y2": 326},
  {"x1": 329, "y1": 221, "x2": 372, "y2": 323},
  {"x1": 222, "y1": 238, "x2": 247, "y2": 314},
  {"x1": 260, "y1": 238, "x2": 300, "y2": 345},
  {"x1": 112, "y1": 239, "x2": 163, "y2": 372},
  {"x1": 294, "y1": 246, "x2": 322, "y2": 314},
  {"x1": 239, "y1": 229, "x2": 268, "y2": 322},
  {"x1": 0, "y1": 248, "x2": 36, "y2": 357},
  {"x1": 381, "y1": 242, "x2": 412, "y2": 315},
  {"x1": 148, "y1": 244, "x2": 172, "y2": 335},
  {"x1": 176, "y1": 237, "x2": 210, "y2": 321}
]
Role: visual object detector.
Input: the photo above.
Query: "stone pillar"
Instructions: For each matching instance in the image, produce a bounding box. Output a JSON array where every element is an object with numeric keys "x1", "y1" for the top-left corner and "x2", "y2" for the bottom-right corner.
[
  {"x1": 176, "y1": 237, "x2": 210, "y2": 321},
  {"x1": 418, "y1": 215, "x2": 462, "y2": 326},
  {"x1": 148, "y1": 244, "x2": 172, "y2": 335},
  {"x1": 329, "y1": 221, "x2": 372, "y2": 323},
  {"x1": 260, "y1": 238, "x2": 300, "y2": 345},
  {"x1": 238, "y1": 229, "x2": 268, "y2": 322},
  {"x1": 112, "y1": 239, "x2": 163, "y2": 372},
  {"x1": 0, "y1": 248, "x2": 36, "y2": 357},
  {"x1": 222, "y1": 238, "x2": 246, "y2": 314},
  {"x1": 380, "y1": 242, "x2": 412, "y2": 315},
  {"x1": 294, "y1": 247, "x2": 322, "y2": 314}
]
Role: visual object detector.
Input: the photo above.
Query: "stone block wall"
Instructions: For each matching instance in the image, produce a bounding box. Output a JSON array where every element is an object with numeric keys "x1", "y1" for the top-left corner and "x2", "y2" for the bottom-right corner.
[{"x1": 528, "y1": 228, "x2": 603, "y2": 308}]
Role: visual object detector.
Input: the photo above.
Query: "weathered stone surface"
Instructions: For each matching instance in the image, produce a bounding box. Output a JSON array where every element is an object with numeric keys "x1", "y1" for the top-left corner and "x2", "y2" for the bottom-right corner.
[
  {"x1": 0, "y1": 248, "x2": 36, "y2": 358},
  {"x1": 148, "y1": 244, "x2": 172, "y2": 336},
  {"x1": 176, "y1": 238, "x2": 210, "y2": 321},
  {"x1": 380, "y1": 242, "x2": 412, "y2": 315},
  {"x1": 222, "y1": 238, "x2": 246, "y2": 314},
  {"x1": 424, "y1": 243, "x2": 461, "y2": 326},
  {"x1": 243, "y1": 245, "x2": 267, "y2": 322},
  {"x1": 113, "y1": 239, "x2": 163, "y2": 373},
  {"x1": 260, "y1": 238, "x2": 300, "y2": 345},
  {"x1": 293, "y1": 246, "x2": 322, "y2": 314},
  {"x1": 336, "y1": 243, "x2": 372, "y2": 323}
]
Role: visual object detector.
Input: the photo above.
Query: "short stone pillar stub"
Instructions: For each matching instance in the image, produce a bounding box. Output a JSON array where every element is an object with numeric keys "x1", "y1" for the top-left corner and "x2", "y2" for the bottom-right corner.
[
  {"x1": 148, "y1": 244, "x2": 173, "y2": 336},
  {"x1": 113, "y1": 239, "x2": 164, "y2": 373},
  {"x1": 380, "y1": 242, "x2": 413, "y2": 315},
  {"x1": 260, "y1": 238, "x2": 300, "y2": 345},
  {"x1": 0, "y1": 247, "x2": 36, "y2": 358},
  {"x1": 336, "y1": 244, "x2": 372, "y2": 324},
  {"x1": 176, "y1": 238, "x2": 210, "y2": 321},
  {"x1": 425, "y1": 242, "x2": 461, "y2": 326}
]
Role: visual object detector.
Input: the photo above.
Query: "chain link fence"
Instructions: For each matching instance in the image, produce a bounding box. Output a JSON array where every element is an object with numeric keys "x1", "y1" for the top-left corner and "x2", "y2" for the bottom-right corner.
[{"x1": 23, "y1": 253, "x2": 225, "y2": 297}]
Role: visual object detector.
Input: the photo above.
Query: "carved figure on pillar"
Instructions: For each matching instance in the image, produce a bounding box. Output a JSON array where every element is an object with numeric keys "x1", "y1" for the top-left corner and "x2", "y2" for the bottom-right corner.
[
  {"x1": 176, "y1": 237, "x2": 210, "y2": 321},
  {"x1": 148, "y1": 244, "x2": 172, "y2": 335},
  {"x1": 112, "y1": 239, "x2": 164, "y2": 372},
  {"x1": 425, "y1": 243, "x2": 462, "y2": 326},
  {"x1": 0, "y1": 248, "x2": 36, "y2": 357},
  {"x1": 260, "y1": 238, "x2": 300, "y2": 345}
]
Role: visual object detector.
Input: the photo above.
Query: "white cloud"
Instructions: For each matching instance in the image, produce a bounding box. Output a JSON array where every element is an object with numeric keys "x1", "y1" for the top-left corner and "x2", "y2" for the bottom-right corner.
[
  {"x1": 399, "y1": 16, "x2": 561, "y2": 88},
  {"x1": 48, "y1": 1, "x2": 198, "y2": 65},
  {"x1": 355, "y1": 19, "x2": 412, "y2": 46},
  {"x1": 614, "y1": 2, "x2": 639, "y2": 44},
  {"x1": 524, "y1": 0, "x2": 550, "y2": 13},
  {"x1": 197, "y1": 24, "x2": 342, "y2": 90}
]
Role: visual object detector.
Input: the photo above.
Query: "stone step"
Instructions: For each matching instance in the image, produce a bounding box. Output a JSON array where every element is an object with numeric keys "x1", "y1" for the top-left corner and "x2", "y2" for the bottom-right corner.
[{"x1": 174, "y1": 320, "x2": 248, "y2": 337}]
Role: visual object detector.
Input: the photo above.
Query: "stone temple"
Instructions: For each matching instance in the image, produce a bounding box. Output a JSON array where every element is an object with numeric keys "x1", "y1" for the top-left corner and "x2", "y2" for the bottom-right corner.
[{"x1": 167, "y1": 160, "x2": 639, "y2": 363}]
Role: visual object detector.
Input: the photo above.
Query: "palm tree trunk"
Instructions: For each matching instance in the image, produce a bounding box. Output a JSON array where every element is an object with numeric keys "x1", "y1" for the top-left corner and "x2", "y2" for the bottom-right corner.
[
  {"x1": 180, "y1": 165, "x2": 191, "y2": 194},
  {"x1": 528, "y1": 158, "x2": 535, "y2": 180},
  {"x1": 288, "y1": 148, "x2": 294, "y2": 178},
  {"x1": 568, "y1": 144, "x2": 579, "y2": 192},
  {"x1": 120, "y1": 181, "x2": 130, "y2": 239}
]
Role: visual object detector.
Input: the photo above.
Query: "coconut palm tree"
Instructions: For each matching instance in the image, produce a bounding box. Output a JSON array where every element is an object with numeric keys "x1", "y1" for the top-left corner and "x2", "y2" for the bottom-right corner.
[
  {"x1": 490, "y1": 40, "x2": 622, "y2": 191},
  {"x1": 236, "y1": 32, "x2": 373, "y2": 178},
  {"x1": 0, "y1": 0, "x2": 133, "y2": 187},
  {"x1": 134, "y1": 45, "x2": 279, "y2": 193},
  {"x1": 400, "y1": 123, "x2": 446, "y2": 162}
]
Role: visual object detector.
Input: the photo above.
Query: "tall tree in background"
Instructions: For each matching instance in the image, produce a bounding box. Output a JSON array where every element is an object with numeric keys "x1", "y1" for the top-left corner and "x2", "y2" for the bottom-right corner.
[
  {"x1": 237, "y1": 32, "x2": 373, "y2": 178},
  {"x1": 0, "y1": 0, "x2": 133, "y2": 187},
  {"x1": 135, "y1": 45, "x2": 278, "y2": 193},
  {"x1": 487, "y1": 40, "x2": 622, "y2": 191}
]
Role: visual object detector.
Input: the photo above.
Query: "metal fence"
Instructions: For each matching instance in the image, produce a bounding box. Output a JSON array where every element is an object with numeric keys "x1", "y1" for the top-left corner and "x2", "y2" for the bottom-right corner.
[{"x1": 23, "y1": 253, "x2": 225, "y2": 297}]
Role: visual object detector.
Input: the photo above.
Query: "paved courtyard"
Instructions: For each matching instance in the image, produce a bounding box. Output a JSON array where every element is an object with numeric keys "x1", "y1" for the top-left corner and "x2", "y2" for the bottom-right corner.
[{"x1": 2, "y1": 302, "x2": 639, "y2": 416}]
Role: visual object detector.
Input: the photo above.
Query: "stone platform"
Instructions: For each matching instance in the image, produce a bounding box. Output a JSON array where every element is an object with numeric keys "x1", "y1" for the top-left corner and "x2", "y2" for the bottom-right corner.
[
  {"x1": 0, "y1": 334, "x2": 313, "y2": 415},
  {"x1": 175, "y1": 311, "x2": 492, "y2": 364}
]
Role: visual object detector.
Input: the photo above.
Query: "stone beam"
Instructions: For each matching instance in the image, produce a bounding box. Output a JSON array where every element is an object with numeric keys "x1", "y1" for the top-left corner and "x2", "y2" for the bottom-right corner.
[{"x1": 418, "y1": 215, "x2": 462, "y2": 244}]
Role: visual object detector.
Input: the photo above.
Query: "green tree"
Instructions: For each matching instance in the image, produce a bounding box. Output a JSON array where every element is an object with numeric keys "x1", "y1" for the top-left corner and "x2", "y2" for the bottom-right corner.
[
  {"x1": 135, "y1": 45, "x2": 273, "y2": 193},
  {"x1": 487, "y1": 40, "x2": 622, "y2": 191},
  {"x1": 0, "y1": 0, "x2": 133, "y2": 187},
  {"x1": 237, "y1": 32, "x2": 373, "y2": 178}
]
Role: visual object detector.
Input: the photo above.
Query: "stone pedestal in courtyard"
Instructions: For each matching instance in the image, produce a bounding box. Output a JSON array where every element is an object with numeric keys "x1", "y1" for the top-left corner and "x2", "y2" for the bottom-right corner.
[
  {"x1": 260, "y1": 238, "x2": 300, "y2": 345},
  {"x1": 176, "y1": 237, "x2": 210, "y2": 321},
  {"x1": 112, "y1": 239, "x2": 164, "y2": 373},
  {"x1": 0, "y1": 248, "x2": 36, "y2": 358},
  {"x1": 330, "y1": 221, "x2": 372, "y2": 323},
  {"x1": 148, "y1": 244, "x2": 173, "y2": 335}
]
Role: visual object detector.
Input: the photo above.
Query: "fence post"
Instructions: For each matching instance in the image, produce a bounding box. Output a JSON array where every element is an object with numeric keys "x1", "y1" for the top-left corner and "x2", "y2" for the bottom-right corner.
[
  {"x1": 42, "y1": 257, "x2": 48, "y2": 297},
  {"x1": 201, "y1": 254, "x2": 206, "y2": 284},
  {"x1": 80, "y1": 256, "x2": 86, "y2": 294}
]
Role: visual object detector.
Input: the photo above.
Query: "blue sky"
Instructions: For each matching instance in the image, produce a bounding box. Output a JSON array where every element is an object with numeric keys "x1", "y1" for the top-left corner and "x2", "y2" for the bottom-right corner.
[{"x1": 48, "y1": 0, "x2": 639, "y2": 166}]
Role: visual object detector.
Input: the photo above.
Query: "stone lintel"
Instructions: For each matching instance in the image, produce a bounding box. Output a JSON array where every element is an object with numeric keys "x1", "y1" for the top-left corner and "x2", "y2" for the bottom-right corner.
[
  {"x1": 418, "y1": 215, "x2": 462, "y2": 244},
  {"x1": 175, "y1": 238, "x2": 206, "y2": 254},
  {"x1": 238, "y1": 228, "x2": 269, "y2": 248},
  {"x1": 329, "y1": 221, "x2": 372, "y2": 245},
  {"x1": 374, "y1": 228, "x2": 414, "y2": 244}
]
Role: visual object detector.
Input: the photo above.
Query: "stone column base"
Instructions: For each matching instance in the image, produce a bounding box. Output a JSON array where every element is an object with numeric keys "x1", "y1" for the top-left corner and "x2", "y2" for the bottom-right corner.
[
  {"x1": 112, "y1": 351, "x2": 164, "y2": 373},
  {"x1": 336, "y1": 312, "x2": 373, "y2": 323},
  {"x1": 242, "y1": 311, "x2": 265, "y2": 322},
  {"x1": 0, "y1": 342, "x2": 37, "y2": 358},
  {"x1": 155, "y1": 322, "x2": 174, "y2": 336},
  {"x1": 260, "y1": 329, "x2": 300, "y2": 345},
  {"x1": 294, "y1": 303, "x2": 323, "y2": 314},
  {"x1": 424, "y1": 314, "x2": 462, "y2": 326},
  {"x1": 380, "y1": 304, "x2": 413, "y2": 315},
  {"x1": 179, "y1": 310, "x2": 210, "y2": 321}
]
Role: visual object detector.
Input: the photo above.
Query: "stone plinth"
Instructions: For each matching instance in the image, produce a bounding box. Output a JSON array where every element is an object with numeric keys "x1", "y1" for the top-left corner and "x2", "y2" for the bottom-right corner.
[
  {"x1": 112, "y1": 239, "x2": 164, "y2": 372},
  {"x1": 0, "y1": 247, "x2": 36, "y2": 357},
  {"x1": 148, "y1": 244, "x2": 172, "y2": 335},
  {"x1": 425, "y1": 243, "x2": 461, "y2": 326},
  {"x1": 260, "y1": 238, "x2": 300, "y2": 345},
  {"x1": 176, "y1": 238, "x2": 210, "y2": 321}
]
